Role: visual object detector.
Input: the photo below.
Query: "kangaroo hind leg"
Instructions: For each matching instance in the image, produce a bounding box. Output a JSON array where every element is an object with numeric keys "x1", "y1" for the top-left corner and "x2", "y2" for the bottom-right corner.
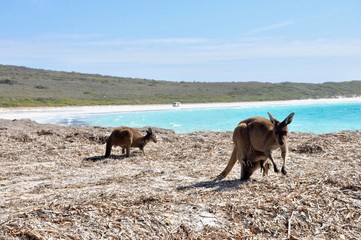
[
  {"x1": 233, "y1": 123, "x2": 251, "y2": 167},
  {"x1": 104, "y1": 140, "x2": 112, "y2": 158}
]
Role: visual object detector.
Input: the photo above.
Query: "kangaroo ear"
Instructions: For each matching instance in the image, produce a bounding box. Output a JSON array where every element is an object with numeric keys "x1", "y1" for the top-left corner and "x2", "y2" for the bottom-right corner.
[
  {"x1": 267, "y1": 112, "x2": 279, "y2": 125},
  {"x1": 147, "y1": 128, "x2": 152, "y2": 134},
  {"x1": 282, "y1": 112, "x2": 295, "y2": 125}
]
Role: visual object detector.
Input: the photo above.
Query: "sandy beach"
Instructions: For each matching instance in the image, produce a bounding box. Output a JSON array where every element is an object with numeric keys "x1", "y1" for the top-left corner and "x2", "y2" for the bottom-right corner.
[
  {"x1": 0, "y1": 115, "x2": 360, "y2": 239},
  {"x1": 1, "y1": 97, "x2": 361, "y2": 121}
]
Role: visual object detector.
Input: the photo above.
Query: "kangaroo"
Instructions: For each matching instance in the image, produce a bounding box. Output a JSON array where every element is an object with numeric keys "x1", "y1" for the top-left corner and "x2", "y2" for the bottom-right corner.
[
  {"x1": 216, "y1": 112, "x2": 295, "y2": 181},
  {"x1": 104, "y1": 128, "x2": 133, "y2": 157},
  {"x1": 104, "y1": 127, "x2": 157, "y2": 158}
]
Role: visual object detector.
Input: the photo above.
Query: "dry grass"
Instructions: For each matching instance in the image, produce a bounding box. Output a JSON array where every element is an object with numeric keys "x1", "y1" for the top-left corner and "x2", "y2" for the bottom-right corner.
[{"x1": 0, "y1": 119, "x2": 360, "y2": 239}]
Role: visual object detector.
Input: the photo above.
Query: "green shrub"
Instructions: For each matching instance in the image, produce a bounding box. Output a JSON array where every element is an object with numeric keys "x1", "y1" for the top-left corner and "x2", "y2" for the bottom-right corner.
[{"x1": 0, "y1": 79, "x2": 18, "y2": 85}]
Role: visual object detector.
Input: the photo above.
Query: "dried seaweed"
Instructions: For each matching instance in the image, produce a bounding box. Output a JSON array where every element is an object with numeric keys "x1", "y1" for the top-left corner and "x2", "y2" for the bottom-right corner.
[{"x1": 0, "y1": 119, "x2": 360, "y2": 239}]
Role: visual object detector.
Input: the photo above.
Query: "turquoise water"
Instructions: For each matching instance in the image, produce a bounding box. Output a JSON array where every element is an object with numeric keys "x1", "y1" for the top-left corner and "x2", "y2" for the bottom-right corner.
[{"x1": 50, "y1": 102, "x2": 361, "y2": 134}]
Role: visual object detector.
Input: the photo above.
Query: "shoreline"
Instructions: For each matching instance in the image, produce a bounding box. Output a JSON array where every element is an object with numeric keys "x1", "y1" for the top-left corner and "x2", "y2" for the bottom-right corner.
[{"x1": 1, "y1": 97, "x2": 361, "y2": 120}]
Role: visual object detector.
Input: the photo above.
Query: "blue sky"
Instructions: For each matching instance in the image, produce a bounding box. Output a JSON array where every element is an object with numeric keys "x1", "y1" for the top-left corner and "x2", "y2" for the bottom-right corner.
[{"x1": 1, "y1": 0, "x2": 361, "y2": 83}]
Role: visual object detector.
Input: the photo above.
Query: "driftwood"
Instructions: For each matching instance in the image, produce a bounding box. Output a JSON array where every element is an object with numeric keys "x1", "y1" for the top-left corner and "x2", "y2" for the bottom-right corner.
[{"x1": 0, "y1": 119, "x2": 360, "y2": 239}]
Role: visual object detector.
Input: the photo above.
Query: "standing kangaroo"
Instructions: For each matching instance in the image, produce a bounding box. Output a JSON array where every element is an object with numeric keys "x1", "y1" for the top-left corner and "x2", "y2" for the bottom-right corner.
[
  {"x1": 105, "y1": 128, "x2": 133, "y2": 157},
  {"x1": 216, "y1": 112, "x2": 295, "y2": 181},
  {"x1": 104, "y1": 127, "x2": 157, "y2": 158}
]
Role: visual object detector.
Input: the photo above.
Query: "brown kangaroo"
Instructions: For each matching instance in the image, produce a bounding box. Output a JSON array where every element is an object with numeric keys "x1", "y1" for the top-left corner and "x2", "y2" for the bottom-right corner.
[
  {"x1": 216, "y1": 112, "x2": 295, "y2": 181},
  {"x1": 104, "y1": 127, "x2": 157, "y2": 158},
  {"x1": 104, "y1": 128, "x2": 133, "y2": 157}
]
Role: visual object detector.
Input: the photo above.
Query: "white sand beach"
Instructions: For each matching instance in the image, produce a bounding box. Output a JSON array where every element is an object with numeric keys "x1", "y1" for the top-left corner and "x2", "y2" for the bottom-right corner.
[{"x1": 1, "y1": 97, "x2": 361, "y2": 121}]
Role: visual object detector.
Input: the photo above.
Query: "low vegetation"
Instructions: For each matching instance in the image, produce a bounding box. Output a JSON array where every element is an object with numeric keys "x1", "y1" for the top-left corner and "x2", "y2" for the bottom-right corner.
[{"x1": 1, "y1": 64, "x2": 360, "y2": 107}]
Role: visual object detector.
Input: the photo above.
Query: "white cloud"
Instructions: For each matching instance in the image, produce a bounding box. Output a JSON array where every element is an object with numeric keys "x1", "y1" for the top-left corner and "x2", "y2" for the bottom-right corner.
[
  {"x1": 1, "y1": 37, "x2": 361, "y2": 67},
  {"x1": 80, "y1": 38, "x2": 209, "y2": 47},
  {"x1": 242, "y1": 20, "x2": 295, "y2": 36},
  {"x1": 71, "y1": 38, "x2": 361, "y2": 65}
]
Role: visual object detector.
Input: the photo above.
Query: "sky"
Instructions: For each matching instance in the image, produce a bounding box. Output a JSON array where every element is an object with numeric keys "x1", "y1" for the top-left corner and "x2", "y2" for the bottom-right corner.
[{"x1": 1, "y1": 0, "x2": 361, "y2": 83}]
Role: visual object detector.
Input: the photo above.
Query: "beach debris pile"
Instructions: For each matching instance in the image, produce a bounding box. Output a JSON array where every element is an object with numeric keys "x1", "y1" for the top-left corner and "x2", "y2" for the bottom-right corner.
[{"x1": 0, "y1": 119, "x2": 360, "y2": 239}]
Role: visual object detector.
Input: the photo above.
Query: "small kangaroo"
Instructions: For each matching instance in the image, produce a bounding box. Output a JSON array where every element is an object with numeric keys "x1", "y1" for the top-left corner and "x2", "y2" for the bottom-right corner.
[
  {"x1": 216, "y1": 112, "x2": 295, "y2": 181},
  {"x1": 104, "y1": 127, "x2": 157, "y2": 158}
]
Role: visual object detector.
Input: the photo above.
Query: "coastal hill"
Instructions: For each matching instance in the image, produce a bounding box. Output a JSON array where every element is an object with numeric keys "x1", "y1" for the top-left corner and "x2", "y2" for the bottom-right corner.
[{"x1": 1, "y1": 64, "x2": 360, "y2": 107}]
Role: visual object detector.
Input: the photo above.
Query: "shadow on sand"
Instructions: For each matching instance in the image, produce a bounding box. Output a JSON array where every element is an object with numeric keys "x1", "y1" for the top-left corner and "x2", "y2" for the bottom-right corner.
[
  {"x1": 176, "y1": 178, "x2": 255, "y2": 192},
  {"x1": 83, "y1": 154, "x2": 131, "y2": 162}
]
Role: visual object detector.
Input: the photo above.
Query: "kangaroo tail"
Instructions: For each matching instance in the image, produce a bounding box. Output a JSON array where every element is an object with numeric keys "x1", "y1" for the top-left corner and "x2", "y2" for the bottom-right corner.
[{"x1": 215, "y1": 147, "x2": 237, "y2": 181}]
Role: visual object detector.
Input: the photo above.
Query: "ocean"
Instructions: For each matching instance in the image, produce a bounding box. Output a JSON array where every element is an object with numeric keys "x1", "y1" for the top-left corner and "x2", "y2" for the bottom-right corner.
[{"x1": 42, "y1": 101, "x2": 361, "y2": 134}]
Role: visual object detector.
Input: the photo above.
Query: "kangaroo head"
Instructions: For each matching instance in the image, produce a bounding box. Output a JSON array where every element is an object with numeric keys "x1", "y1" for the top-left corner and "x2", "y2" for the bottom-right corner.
[
  {"x1": 267, "y1": 112, "x2": 295, "y2": 146},
  {"x1": 146, "y1": 128, "x2": 157, "y2": 143}
]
